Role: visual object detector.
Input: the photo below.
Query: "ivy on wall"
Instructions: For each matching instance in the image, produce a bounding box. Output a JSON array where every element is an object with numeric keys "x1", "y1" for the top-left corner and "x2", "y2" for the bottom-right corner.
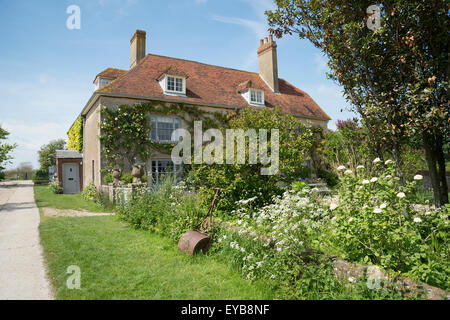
[
  {"x1": 99, "y1": 101, "x2": 228, "y2": 170},
  {"x1": 67, "y1": 116, "x2": 83, "y2": 153}
]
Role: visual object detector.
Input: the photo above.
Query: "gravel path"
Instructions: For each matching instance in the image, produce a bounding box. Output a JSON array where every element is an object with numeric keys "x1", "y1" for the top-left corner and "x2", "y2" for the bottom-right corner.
[{"x1": 0, "y1": 180, "x2": 53, "y2": 300}]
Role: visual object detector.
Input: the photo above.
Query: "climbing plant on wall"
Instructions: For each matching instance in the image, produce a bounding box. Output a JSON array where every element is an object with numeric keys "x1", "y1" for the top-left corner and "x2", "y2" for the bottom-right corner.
[
  {"x1": 67, "y1": 116, "x2": 83, "y2": 153},
  {"x1": 99, "y1": 101, "x2": 227, "y2": 170}
]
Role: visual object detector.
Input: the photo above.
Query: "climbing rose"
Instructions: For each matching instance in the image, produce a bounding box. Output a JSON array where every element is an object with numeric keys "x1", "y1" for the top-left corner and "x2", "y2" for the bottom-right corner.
[
  {"x1": 397, "y1": 192, "x2": 406, "y2": 198},
  {"x1": 414, "y1": 174, "x2": 423, "y2": 181},
  {"x1": 337, "y1": 165, "x2": 346, "y2": 171},
  {"x1": 373, "y1": 158, "x2": 381, "y2": 164}
]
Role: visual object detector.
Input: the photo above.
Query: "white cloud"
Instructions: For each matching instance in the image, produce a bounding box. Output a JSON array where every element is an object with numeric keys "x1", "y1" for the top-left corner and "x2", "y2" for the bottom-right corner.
[
  {"x1": 1, "y1": 119, "x2": 69, "y2": 169},
  {"x1": 211, "y1": 15, "x2": 267, "y2": 38}
]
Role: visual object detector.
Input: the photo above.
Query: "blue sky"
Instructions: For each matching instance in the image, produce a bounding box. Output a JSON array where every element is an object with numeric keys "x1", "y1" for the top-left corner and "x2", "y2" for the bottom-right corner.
[{"x1": 0, "y1": 0, "x2": 355, "y2": 169}]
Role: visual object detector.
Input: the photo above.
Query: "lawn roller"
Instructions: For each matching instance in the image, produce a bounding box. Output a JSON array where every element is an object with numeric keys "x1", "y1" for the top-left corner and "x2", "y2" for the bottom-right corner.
[{"x1": 178, "y1": 187, "x2": 221, "y2": 255}]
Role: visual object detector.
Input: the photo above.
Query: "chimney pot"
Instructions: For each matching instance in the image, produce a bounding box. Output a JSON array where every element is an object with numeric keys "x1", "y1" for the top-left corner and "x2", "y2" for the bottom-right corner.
[
  {"x1": 269, "y1": 35, "x2": 273, "y2": 42},
  {"x1": 260, "y1": 39, "x2": 264, "y2": 46},
  {"x1": 264, "y1": 37, "x2": 268, "y2": 43}
]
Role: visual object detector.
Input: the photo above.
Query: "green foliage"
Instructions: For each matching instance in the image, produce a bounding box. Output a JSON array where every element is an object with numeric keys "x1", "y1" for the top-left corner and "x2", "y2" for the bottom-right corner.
[
  {"x1": 317, "y1": 168, "x2": 339, "y2": 188},
  {"x1": 117, "y1": 178, "x2": 205, "y2": 243},
  {"x1": 0, "y1": 171, "x2": 5, "y2": 181},
  {"x1": 266, "y1": 0, "x2": 449, "y2": 206},
  {"x1": 120, "y1": 173, "x2": 133, "y2": 184},
  {"x1": 103, "y1": 172, "x2": 114, "y2": 184},
  {"x1": 48, "y1": 180, "x2": 62, "y2": 194},
  {"x1": 329, "y1": 160, "x2": 449, "y2": 289},
  {"x1": 81, "y1": 182, "x2": 97, "y2": 201},
  {"x1": 67, "y1": 116, "x2": 83, "y2": 153},
  {"x1": 0, "y1": 125, "x2": 17, "y2": 171},
  {"x1": 99, "y1": 101, "x2": 226, "y2": 170},
  {"x1": 32, "y1": 169, "x2": 49, "y2": 184},
  {"x1": 38, "y1": 139, "x2": 66, "y2": 170},
  {"x1": 188, "y1": 106, "x2": 316, "y2": 212}
]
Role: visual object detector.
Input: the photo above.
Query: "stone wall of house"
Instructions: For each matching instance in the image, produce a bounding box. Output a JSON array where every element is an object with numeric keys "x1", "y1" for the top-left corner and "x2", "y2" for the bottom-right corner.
[
  {"x1": 83, "y1": 99, "x2": 102, "y2": 188},
  {"x1": 85, "y1": 94, "x2": 329, "y2": 188}
]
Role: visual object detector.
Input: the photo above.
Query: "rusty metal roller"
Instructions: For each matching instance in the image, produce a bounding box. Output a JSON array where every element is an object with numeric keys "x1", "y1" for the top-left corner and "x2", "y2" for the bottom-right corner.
[{"x1": 178, "y1": 188, "x2": 221, "y2": 255}]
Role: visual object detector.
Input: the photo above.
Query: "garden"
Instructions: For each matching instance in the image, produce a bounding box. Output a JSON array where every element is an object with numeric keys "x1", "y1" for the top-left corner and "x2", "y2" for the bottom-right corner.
[{"x1": 106, "y1": 106, "x2": 448, "y2": 300}]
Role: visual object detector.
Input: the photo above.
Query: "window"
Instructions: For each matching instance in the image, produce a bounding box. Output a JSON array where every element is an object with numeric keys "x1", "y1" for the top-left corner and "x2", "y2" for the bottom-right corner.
[
  {"x1": 150, "y1": 116, "x2": 181, "y2": 142},
  {"x1": 151, "y1": 160, "x2": 182, "y2": 185},
  {"x1": 166, "y1": 76, "x2": 184, "y2": 93},
  {"x1": 95, "y1": 78, "x2": 112, "y2": 90},
  {"x1": 250, "y1": 89, "x2": 264, "y2": 105}
]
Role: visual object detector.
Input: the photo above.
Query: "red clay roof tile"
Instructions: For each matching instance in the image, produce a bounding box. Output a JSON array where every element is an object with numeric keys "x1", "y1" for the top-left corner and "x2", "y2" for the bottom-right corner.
[{"x1": 97, "y1": 54, "x2": 330, "y2": 120}]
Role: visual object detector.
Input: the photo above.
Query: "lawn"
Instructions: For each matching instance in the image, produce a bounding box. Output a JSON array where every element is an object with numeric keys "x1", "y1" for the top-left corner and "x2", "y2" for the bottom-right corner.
[
  {"x1": 34, "y1": 184, "x2": 111, "y2": 212},
  {"x1": 39, "y1": 215, "x2": 274, "y2": 300}
]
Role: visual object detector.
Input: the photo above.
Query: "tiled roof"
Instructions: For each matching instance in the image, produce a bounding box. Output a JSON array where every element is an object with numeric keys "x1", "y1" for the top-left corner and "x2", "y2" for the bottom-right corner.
[
  {"x1": 56, "y1": 150, "x2": 83, "y2": 159},
  {"x1": 94, "y1": 68, "x2": 127, "y2": 83},
  {"x1": 96, "y1": 54, "x2": 330, "y2": 120}
]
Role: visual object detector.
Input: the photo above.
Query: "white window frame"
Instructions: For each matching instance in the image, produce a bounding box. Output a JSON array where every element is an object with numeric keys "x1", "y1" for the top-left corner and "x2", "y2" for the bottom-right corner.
[
  {"x1": 165, "y1": 75, "x2": 185, "y2": 94},
  {"x1": 150, "y1": 159, "x2": 182, "y2": 185},
  {"x1": 95, "y1": 77, "x2": 112, "y2": 90},
  {"x1": 249, "y1": 89, "x2": 264, "y2": 105},
  {"x1": 150, "y1": 115, "x2": 181, "y2": 143}
]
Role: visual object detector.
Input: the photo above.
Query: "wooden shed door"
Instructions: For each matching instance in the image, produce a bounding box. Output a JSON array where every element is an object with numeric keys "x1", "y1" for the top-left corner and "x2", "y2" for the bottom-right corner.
[{"x1": 62, "y1": 163, "x2": 80, "y2": 194}]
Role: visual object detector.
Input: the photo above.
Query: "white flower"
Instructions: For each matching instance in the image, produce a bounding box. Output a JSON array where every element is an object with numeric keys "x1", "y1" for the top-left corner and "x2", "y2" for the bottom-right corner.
[
  {"x1": 385, "y1": 159, "x2": 394, "y2": 165},
  {"x1": 370, "y1": 177, "x2": 378, "y2": 183},
  {"x1": 330, "y1": 203, "x2": 338, "y2": 211},
  {"x1": 344, "y1": 169, "x2": 353, "y2": 175},
  {"x1": 386, "y1": 175, "x2": 392, "y2": 179},
  {"x1": 277, "y1": 247, "x2": 282, "y2": 252},
  {"x1": 362, "y1": 179, "x2": 370, "y2": 185},
  {"x1": 374, "y1": 208, "x2": 382, "y2": 214},
  {"x1": 337, "y1": 165, "x2": 346, "y2": 171},
  {"x1": 356, "y1": 165, "x2": 365, "y2": 170},
  {"x1": 241, "y1": 247, "x2": 246, "y2": 253},
  {"x1": 349, "y1": 217, "x2": 353, "y2": 222},
  {"x1": 414, "y1": 174, "x2": 423, "y2": 181},
  {"x1": 373, "y1": 157, "x2": 381, "y2": 164},
  {"x1": 413, "y1": 217, "x2": 422, "y2": 223},
  {"x1": 348, "y1": 276, "x2": 355, "y2": 283},
  {"x1": 397, "y1": 192, "x2": 406, "y2": 198},
  {"x1": 380, "y1": 203, "x2": 387, "y2": 209}
]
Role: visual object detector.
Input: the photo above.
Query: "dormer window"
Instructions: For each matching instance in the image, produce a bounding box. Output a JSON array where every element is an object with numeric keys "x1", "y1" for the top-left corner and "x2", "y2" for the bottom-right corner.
[
  {"x1": 94, "y1": 77, "x2": 112, "y2": 90},
  {"x1": 237, "y1": 80, "x2": 265, "y2": 107},
  {"x1": 167, "y1": 76, "x2": 184, "y2": 93},
  {"x1": 157, "y1": 66, "x2": 188, "y2": 96},
  {"x1": 250, "y1": 89, "x2": 264, "y2": 105}
]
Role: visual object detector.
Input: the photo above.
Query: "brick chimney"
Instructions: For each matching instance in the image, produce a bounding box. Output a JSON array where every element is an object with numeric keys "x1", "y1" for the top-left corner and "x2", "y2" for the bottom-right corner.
[
  {"x1": 130, "y1": 30, "x2": 146, "y2": 68},
  {"x1": 257, "y1": 35, "x2": 279, "y2": 93}
]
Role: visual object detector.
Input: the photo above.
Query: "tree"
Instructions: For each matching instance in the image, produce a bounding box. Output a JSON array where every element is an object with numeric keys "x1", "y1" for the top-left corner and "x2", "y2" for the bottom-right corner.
[
  {"x1": 38, "y1": 139, "x2": 66, "y2": 170},
  {"x1": 266, "y1": 0, "x2": 449, "y2": 206},
  {"x1": 16, "y1": 162, "x2": 34, "y2": 180},
  {"x1": 0, "y1": 125, "x2": 17, "y2": 171}
]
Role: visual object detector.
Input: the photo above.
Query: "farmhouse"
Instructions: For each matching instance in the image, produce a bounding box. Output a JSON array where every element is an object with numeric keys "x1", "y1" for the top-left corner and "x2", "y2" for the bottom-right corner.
[{"x1": 70, "y1": 30, "x2": 330, "y2": 189}]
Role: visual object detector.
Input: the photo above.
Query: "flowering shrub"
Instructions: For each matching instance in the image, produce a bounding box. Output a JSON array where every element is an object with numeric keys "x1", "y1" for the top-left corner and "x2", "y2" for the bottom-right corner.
[
  {"x1": 81, "y1": 182, "x2": 97, "y2": 201},
  {"x1": 330, "y1": 159, "x2": 449, "y2": 289},
  {"x1": 117, "y1": 178, "x2": 205, "y2": 243},
  {"x1": 48, "y1": 180, "x2": 62, "y2": 194}
]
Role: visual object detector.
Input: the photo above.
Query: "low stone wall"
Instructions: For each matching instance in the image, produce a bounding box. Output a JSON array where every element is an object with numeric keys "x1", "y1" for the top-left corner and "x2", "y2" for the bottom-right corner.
[
  {"x1": 217, "y1": 220, "x2": 449, "y2": 300},
  {"x1": 100, "y1": 183, "x2": 148, "y2": 204}
]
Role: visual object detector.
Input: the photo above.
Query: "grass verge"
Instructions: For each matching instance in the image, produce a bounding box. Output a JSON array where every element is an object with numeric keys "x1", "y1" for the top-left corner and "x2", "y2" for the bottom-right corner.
[
  {"x1": 39, "y1": 215, "x2": 274, "y2": 300},
  {"x1": 34, "y1": 185, "x2": 112, "y2": 212}
]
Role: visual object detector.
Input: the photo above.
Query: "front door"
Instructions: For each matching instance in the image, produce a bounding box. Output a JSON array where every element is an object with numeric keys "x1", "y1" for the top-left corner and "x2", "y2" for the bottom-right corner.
[{"x1": 62, "y1": 163, "x2": 79, "y2": 194}]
